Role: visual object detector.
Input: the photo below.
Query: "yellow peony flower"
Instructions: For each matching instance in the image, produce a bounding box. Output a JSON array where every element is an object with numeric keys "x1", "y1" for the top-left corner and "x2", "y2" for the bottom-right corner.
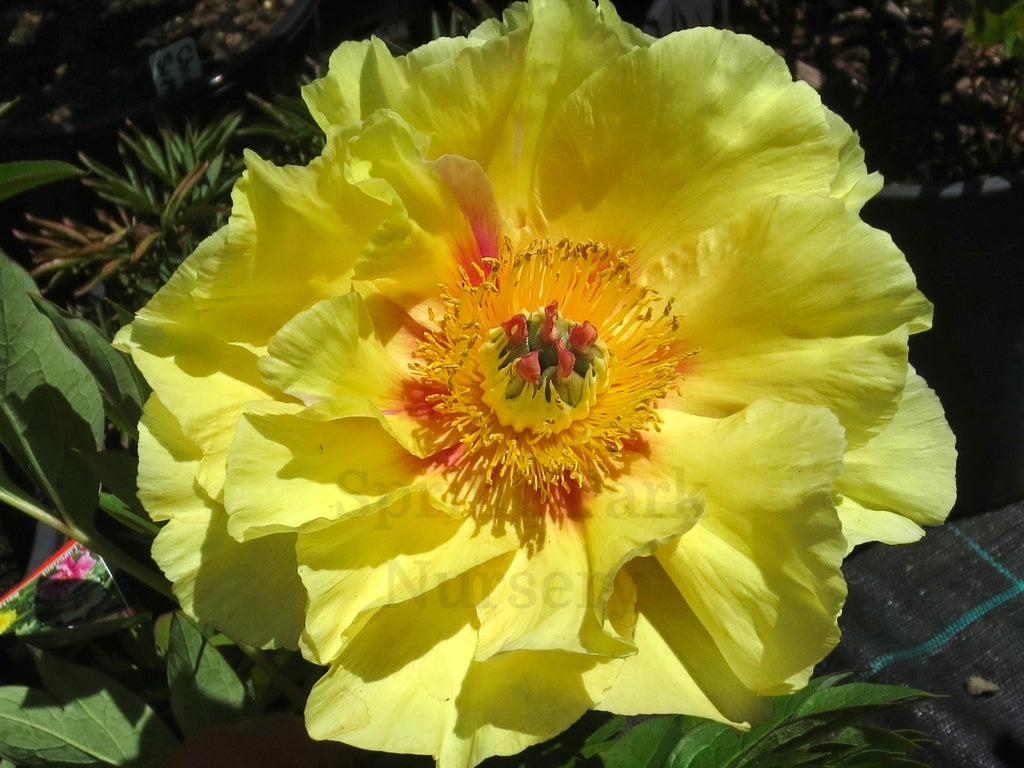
[{"x1": 116, "y1": 0, "x2": 955, "y2": 765}]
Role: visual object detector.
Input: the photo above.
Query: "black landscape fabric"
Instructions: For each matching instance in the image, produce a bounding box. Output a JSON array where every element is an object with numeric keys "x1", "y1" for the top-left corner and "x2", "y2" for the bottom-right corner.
[{"x1": 819, "y1": 500, "x2": 1024, "y2": 768}]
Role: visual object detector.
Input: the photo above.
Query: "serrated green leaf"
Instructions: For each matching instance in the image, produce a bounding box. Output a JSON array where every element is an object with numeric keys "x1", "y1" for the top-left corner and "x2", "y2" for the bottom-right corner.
[
  {"x1": 0, "y1": 160, "x2": 82, "y2": 203},
  {"x1": 599, "y1": 716, "x2": 688, "y2": 768},
  {"x1": 0, "y1": 252, "x2": 103, "y2": 527},
  {"x1": 166, "y1": 612, "x2": 250, "y2": 738},
  {"x1": 0, "y1": 650, "x2": 179, "y2": 767},
  {"x1": 30, "y1": 294, "x2": 148, "y2": 437}
]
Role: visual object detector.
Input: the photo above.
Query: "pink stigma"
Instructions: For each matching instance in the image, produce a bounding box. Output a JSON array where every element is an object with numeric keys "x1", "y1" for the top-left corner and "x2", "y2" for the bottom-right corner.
[
  {"x1": 569, "y1": 320, "x2": 598, "y2": 351},
  {"x1": 501, "y1": 313, "x2": 528, "y2": 343},
  {"x1": 541, "y1": 301, "x2": 560, "y2": 343},
  {"x1": 556, "y1": 340, "x2": 575, "y2": 379},
  {"x1": 515, "y1": 351, "x2": 541, "y2": 384}
]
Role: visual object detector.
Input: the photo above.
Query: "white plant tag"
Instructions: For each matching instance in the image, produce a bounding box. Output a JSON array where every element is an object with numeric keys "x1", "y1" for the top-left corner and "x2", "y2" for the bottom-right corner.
[{"x1": 149, "y1": 37, "x2": 203, "y2": 96}]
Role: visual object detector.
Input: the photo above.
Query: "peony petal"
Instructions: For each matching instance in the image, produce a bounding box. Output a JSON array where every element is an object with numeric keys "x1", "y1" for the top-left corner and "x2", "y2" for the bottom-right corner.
[
  {"x1": 137, "y1": 394, "x2": 202, "y2": 524},
  {"x1": 258, "y1": 292, "x2": 407, "y2": 416},
  {"x1": 344, "y1": 113, "x2": 471, "y2": 303},
  {"x1": 301, "y1": 34, "x2": 486, "y2": 136},
  {"x1": 824, "y1": 109, "x2": 883, "y2": 211},
  {"x1": 656, "y1": 195, "x2": 931, "y2": 447},
  {"x1": 835, "y1": 368, "x2": 956, "y2": 541},
  {"x1": 224, "y1": 406, "x2": 432, "y2": 541},
  {"x1": 443, "y1": 648, "x2": 618, "y2": 768},
  {"x1": 296, "y1": 513, "x2": 517, "y2": 665},
  {"x1": 189, "y1": 137, "x2": 393, "y2": 349},
  {"x1": 304, "y1": 581, "x2": 478, "y2": 759},
  {"x1": 583, "y1": 443, "x2": 705, "y2": 628},
  {"x1": 140, "y1": 396, "x2": 304, "y2": 649},
  {"x1": 538, "y1": 27, "x2": 837, "y2": 253},
  {"x1": 305, "y1": 572, "x2": 617, "y2": 768},
  {"x1": 654, "y1": 401, "x2": 848, "y2": 694},
  {"x1": 256, "y1": 290, "x2": 444, "y2": 457},
  {"x1": 300, "y1": 39, "x2": 372, "y2": 132},
  {"x1": 471, "y1": 0, "x2": 644, "y2": 222},
  {"x1": 116, "y1": 247, "x2": 272, "y2": 500},
  {"x1": 474, "y1": 521, "x2": 633, "y2": 659},
  {"x1": 653, "y1": 195, "x2": 931, "y2": 343},
  {"x1": 836, "y1": 500, "x2": 925, "y2": 553},
  {"x1": 596, "y1": 558, "x2": 767, "y2": 726}
]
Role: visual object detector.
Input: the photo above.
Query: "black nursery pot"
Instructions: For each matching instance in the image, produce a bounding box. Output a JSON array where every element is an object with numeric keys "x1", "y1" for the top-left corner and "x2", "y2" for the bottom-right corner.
[{"x1": 861, "y1": 174, "x2": 1024, "y2": 515}]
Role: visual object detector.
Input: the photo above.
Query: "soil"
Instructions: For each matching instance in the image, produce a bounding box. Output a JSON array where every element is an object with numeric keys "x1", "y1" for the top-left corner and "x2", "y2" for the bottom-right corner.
[
  {"x1": 0, "y1": 0, "x2": 300, "y2": 133},
  {"x1": 723, "y1": 0, "x2": 1024, "y2": 183},
  {"x1": 1, "y1": 1, "x2": 1020, "y2": 178}
]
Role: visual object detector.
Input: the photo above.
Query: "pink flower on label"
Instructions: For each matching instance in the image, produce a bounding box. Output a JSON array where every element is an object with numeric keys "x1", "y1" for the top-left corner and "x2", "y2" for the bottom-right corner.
[{"x1": 53, "y1": 551, "x2": 96, "y2": 581}]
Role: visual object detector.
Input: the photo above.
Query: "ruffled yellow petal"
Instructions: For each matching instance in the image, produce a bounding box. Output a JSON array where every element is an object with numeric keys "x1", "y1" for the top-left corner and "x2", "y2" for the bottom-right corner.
[
  {"x1": 257, "y1": 292, "x2": 408, "y2": 418},
  {"x1": 304, "y1": 581, "x2": 478, "y2": 759},
  {"x1": 296, "y1": 510, "x2": 517, "y2": 665},
  {"x1": 596, "y1": 559, "x2": 767, "y2": 725},
  {"x1": 836, "y1": 368, "x2": 956, "y2": 547},
  {"x1": 256, "y1": 290, "x2": 444, "y2": 457},
  {"x1": 538, "y1": 27, "x2": 837, "y2": 253},
  {"x1": 653, "y1": 401, "x2": 848, "y2": 694},
  {"x1": 140, "y1": 396, "x2": 304, "y2": 649},
  {"x1": 305, "y1": 572, "x2": 617, "y2": 768},
  {"x1": 824, "y1": 109, "x2": 884, "y2": 211},
  {"x1": 443, "y1": 648, "x2": 618, "y2": 768},
  {"x1": 300, "y1": 39, "x2": 372, "y2": 133},
  {"x1": 224, "y1": 407, "x2": 433, "y2": 541},
  {"x1": 659, "y1": 195, "x2": 931, "y2": 446},
  {"x1": 473, "y1": 521, "x2": 632, "y2": 659},
  {"x1": 116, "y1": 244, "x2": 272, "y2": 500},
  {"x1": 302, "y1": 34, "x2": 486, "y2": 137},
  {"x1": 343, "y1": 113, "x2": 477, "y2": 305},
  {"x1": 583, "y1": 443, "x2": 705, "y2": 627},
  {"x1": 189, "y1": 138, "x2": 392, "y2": 349},
  {"x1": 471, "y1": 0, "x2": 643, "y2": 221},
  {"x1": 656, "y1": 196, "x2": 929, "y2": 341},
  {"x1": 836, "y1": 502, "x2": 925, "y2": 553}
]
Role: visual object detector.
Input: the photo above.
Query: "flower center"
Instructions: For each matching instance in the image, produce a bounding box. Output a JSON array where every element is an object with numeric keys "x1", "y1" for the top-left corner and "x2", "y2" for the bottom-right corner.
[
  {"x1": 411, "y1": 238, "x2": 690, "y2": 521},
  {"x1": 478, "y1": 301, "x2": 610, "y2": 434}
]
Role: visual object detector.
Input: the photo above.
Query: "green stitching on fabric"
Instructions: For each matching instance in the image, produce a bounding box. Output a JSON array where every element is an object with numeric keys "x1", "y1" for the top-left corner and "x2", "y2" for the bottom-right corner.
[
  {"x1": 949, "y1": 523, "x2": 1024, "y2": 587},
  {"x1": 855, "y1": 524, "x2": 1024, "y2": 680}
]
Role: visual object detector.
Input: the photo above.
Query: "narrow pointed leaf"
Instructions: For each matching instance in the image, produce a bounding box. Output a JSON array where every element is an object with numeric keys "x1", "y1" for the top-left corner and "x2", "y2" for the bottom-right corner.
[{"x1": 0, "y1": 160, "x2": 82, "y2": 203}]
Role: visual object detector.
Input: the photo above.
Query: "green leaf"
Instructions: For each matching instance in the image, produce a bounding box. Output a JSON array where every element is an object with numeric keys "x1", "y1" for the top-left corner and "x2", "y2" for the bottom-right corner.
[
  {"x1": 0, "y1": 252, "x2": 103, "y2": 528},
  {"x1": 0, "y1": 160, "x2": 82, "y2": 203},
  {"x1": 588, "y1": 675, "x2": 937, "y2": 768},
  {"x1": 0, "y1": 651, "x2": 178, "y2": 767},
  {"x1": 30, "y1": 295, "x2": 149, "y2": 437},
  {"x1": 99, "y1": 491, "x2": 160, "y2": 536},
  {"x1": 166, "y1": 612, "x2": 250, "y2": 738},
  {"x1": 599, "y1": 715, "x2": 688, "y2": 768},
  {"x1": 665, "y1": 720, "x2": 733, "y2": 768}
]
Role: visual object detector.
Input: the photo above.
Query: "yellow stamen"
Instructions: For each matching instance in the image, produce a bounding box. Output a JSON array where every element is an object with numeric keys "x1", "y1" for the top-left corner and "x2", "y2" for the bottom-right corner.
[{"x1": 412, "y1": 239, "x2": 689, "y2": 517}]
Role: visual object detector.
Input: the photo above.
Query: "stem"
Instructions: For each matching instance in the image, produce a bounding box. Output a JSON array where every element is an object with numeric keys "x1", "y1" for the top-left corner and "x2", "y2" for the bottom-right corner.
[
  {"x1": 239, "y1": 644, "x2": 308, "y2": 711},
  {"x1": 0, "y1": 483, "x2": 73, "y2": 537}
]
